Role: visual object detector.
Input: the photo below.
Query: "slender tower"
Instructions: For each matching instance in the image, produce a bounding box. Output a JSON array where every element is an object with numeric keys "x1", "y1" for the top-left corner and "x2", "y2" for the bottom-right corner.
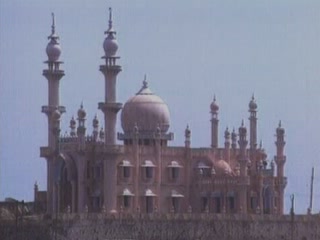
[
  {"x1": 41, "y1": 13, "x2": 65, "y2": 214},
  {"x1": 98, "y1": 8, "x2": 122, "y2": 146},
  {"x1": 275, "y1": 121, "x2": 286, "y2": 214},
  {"x1": 238, "y1": 120, "x2": 249, "y2": 213},
  {"x1": 99, "y1": 8, "x2": 121, "y2": 213},
  {"x1": 249, "y1": 95, "x2": 258, "y2": 150},
  {"x1": 224, "y1": 127, "x2": 231, "y2": 163},
  {"x1": 210, "y1": 95, "x2": 219, "y2": 149}
]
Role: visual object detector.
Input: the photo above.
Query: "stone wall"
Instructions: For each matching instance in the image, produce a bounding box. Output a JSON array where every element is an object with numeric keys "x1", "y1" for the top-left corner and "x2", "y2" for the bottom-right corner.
[{"x1": 1, "y1": 213, "x2": 320, "y2": 240}]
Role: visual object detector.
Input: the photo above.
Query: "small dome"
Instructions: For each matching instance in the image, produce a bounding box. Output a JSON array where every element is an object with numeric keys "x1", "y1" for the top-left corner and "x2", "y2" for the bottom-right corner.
[
  {"x1": 121, "y1": 79, "x2": 170, "y2": 134},
  {"x1": 213, "y1": 160, "x2": 232, "y2": 175},
  {"x1": 46, "y1": 39, "x2": 61, "y2": 62},
  {"x1": 46, "y1": 13, "x2": 61, "y2": 62},
  {"x1": 249, "y1": 95, "x2": 257, "y2": 110},
  {"x1": 103, "y1": 35, "x2": 118, "y2": 57},
  {"x1": 77, "y1": 104, "x2": 86, "y2": 119},
  {"x1": 103, "y1": 8, "x2": 118, "y2": 57},
  {"x1": 210, "y1": 96, "x2": 219, "y2": 112}
]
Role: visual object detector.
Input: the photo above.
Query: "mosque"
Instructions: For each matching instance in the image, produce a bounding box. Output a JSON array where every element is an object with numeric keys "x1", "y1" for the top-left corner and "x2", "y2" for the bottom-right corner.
[{"x1": 37, "y1": 9, "x2": 287, "y2": 215}]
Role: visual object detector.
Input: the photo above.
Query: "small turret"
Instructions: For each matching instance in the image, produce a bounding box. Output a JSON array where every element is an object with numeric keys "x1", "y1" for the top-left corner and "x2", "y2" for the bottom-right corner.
[
  {"x1": 231, "y1": 128, "x2": 237, "y2": 149},
  {"x1": 77, "y1": 103, "x2": 86, "y2": 136},
  {"x1": 224, "y1": 127, "x2": 231, "y2": 163},
  {"x1": 70, "y1": 116, "x2": 76, "y2": 137},
  {"x1": 185, "y1": 125, "x2": 191, "y2": 148},
  {"x1": 99, "y1": 127, "x2": 105, "y2": 141},
  {"x1": 92, "y1": 114, "x2": 99, "y2": 140}
]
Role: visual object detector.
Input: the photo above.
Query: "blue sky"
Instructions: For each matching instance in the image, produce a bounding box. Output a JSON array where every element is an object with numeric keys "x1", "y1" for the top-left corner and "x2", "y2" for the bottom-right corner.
[{"x1": 1, "y1": 0, "x2": 320, "y2": 214}]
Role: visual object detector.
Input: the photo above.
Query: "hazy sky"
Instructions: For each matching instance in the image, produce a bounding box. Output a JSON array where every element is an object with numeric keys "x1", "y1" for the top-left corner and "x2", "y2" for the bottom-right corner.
[{"x1": 1, "y1": 0, "x2": 320, "y2": 214}]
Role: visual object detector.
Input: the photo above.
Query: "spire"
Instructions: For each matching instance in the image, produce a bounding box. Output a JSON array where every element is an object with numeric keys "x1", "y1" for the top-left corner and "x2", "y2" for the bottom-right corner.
[
  {"x1": 106, "y1": 7, "x2": 116, "y2": 34},
  {"x1": 143, "y1": 74, "x2": 148, "y2": 88},
  {"x1": 51, "y1": 12, "x2": 55, "y2": 35},
  {"x1": 109, "y1": 7, "x2": 113, "y2": 30},
  {"x1": 48, "y1": 13, "x2": 59, "y2": 40}
]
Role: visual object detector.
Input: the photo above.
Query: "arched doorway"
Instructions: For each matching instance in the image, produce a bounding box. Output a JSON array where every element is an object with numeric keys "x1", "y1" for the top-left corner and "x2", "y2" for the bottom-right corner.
[
  {"x1": 263, "y1": 186, "x2": 272, "y2": 214},
  {"x1": 56, "y1": 156, "x2": 78, "y2": 213}
]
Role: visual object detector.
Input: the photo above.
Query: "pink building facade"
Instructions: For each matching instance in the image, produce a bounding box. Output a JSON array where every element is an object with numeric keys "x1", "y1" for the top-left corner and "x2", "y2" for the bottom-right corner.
[{"x1": 39, "y1": 9, "x2": 287, "y2": 215}]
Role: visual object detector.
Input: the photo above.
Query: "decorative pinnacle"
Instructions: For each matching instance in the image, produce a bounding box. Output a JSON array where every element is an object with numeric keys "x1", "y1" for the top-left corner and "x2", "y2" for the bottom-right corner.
[
  {"x1": 259, "y1": 140, "x2": 263, "y2": 149},
  {"x1": 278, "y1": 120, "x2": 282, "y2": 128},
  {"x1": 241, "y1": 119, "x2": 244, "y2": 127},
  {"x1": 48, "y1": 12, "x2": 59, "y2": 40},
  {"x1": 213, "y1": 94, "x2": 216, "y2": 102},
  {"x1": 51, "y1": 13, "x2": 55, "y2": 35},
  {"x1": 108, "y1": 8, "x2": 113, "y2": 29},
  {"x1": 105, "y1": 7, "x2": 116, "y2": 34},
  {"x1": 252, "y1": 93, "x2": 255, "y2": 101},
  {"x1": 143, "y1": 74, "x2": 148, "y2": 88}
]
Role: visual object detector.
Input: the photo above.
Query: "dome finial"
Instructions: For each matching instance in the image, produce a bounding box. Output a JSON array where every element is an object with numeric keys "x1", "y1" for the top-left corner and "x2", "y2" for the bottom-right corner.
[
  {"x1": 241, "y1": 119, "x2": 244, "y2": 127},
  {"x1": 48, "y1": 12, "x2": 59, "y2": 40},
  {"x1": 143, "y1": 74, "x2": 148, "y2": 88},
  {"x1": 108, "y1": 7, "x2": 113, "y2": 31},
  {"x1": 51, "y1": 13, "x2": 55, "y2": 35},
  {"x1": 278, "y1": 120, "x2": 282, "y2": 128}
]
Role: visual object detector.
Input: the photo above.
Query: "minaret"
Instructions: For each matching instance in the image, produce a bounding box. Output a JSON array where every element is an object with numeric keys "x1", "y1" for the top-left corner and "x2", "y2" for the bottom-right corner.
[
  {"x1": 249, "y1": 95, "x2": 258, "y2": 150},
  {"x1": 238, "y1": 120, "x2": 248, "y2": 177},
  {"x1": 224, "y1": 127, "x2": 231, "y2": 163},
  {"x1": 275, "y1": 121, "x2": 286, "y2": 214},
  {"x1": 238, "y1": 120, "x2": 248, "y2": 213},
  {"x1": 41, "y1": 13, "x2": 65, "y2": 214},
  {"x1": 275, "y1": 121, "x2": 286, "y2": 177},
  {"x1": 98, "y1": 8, "x2": 122, "y2": 146},
  {"x1": 210, "y1": 95, "x2": 219, "y2": 149},
  {"x1": 42, "y1": 13, "x2": 65, "y2": 149},
  {"x1": 77, "y1": 103, "x2": 87, "y2": 151}
]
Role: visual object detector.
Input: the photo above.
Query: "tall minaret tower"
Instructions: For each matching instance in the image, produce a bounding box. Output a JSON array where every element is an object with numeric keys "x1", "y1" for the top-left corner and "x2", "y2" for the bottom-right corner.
[
  {"x1": 98, "y1": 8, "x2": 122, "y2": 146},
  {"x1": 41, "y1": 13, "x2": 65, "y2": 214},
  {"x1": 210, "y1": 96, "x2": 219, "y2": 149},
  {"x1": 249, "y1": 95, "x2": 258, "y2": 150},
  {"x1": 238, "y1": 120, "x2": 249, "y2": 213},
  {"x1": 275, "y1": 121, "x2": 286, "y2": 214}
]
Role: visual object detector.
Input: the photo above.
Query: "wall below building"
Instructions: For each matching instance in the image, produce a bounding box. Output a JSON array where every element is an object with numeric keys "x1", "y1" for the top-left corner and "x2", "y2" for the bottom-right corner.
[{"x1": 1, "y1": 213, "x2": 320, "y2": 240}]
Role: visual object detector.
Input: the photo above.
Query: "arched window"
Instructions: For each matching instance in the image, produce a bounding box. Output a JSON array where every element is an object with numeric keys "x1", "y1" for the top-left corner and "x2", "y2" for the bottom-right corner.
[
  {"x1": 168, "y1": 161, "x2": 183, "y2": 181},
  {"x1": 141, "y1": 160, "x2": 156, "y2": 180},
  {"x1": 119, "y1": 160, "x2": 133, "y2": 179}
]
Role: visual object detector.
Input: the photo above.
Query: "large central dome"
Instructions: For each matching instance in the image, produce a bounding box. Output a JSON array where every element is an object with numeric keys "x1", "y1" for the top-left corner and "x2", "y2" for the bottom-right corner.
[{"x1": 121, "y1": 79, "x2": 170, "y2": 134}]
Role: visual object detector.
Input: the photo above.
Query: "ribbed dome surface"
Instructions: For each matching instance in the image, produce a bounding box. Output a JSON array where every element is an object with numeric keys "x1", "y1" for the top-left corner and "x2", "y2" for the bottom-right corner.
[{"x1": 121, "y1": 81, "x2": 170, "y2": 133}]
